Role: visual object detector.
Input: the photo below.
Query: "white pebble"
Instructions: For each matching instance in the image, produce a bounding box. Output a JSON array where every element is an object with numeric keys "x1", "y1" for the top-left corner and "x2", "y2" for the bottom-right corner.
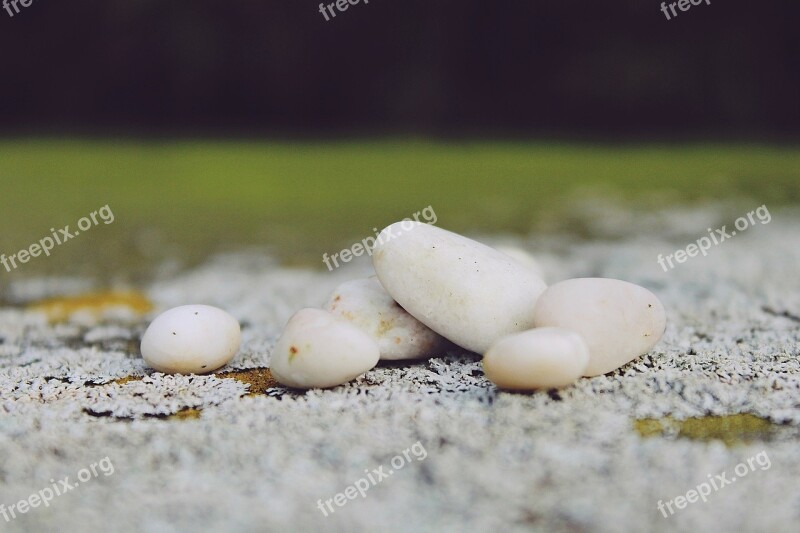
[
  {"x1": 270, "y1": 308, "x2": 380, "y2": 389},
  {"x1": 373, "y1": 221, "x2": 547, "y2": 353},
  {"x1": 140, "y1": 305, "x2": 241, "y2": 374},
  {"x1": 483, "y1": 327, "x2": 589, "y2": 390},
  {"x1": 324, "y1": 277, "x2": 450, "y2": 360},
  {"x1": 532, "y1": 278, "x2": 666, "y2": 376},
  {"x1": 494, "y1": 245, "x2": 546, "y2": 280}
]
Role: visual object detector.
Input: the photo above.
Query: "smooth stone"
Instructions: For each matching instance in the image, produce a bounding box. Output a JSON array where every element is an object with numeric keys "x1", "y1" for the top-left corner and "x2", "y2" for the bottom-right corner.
[
  {"x1": 483, "y1": 327, "x2": 589, "y2": 390},
  {"x1": 270, "y1": 308, "x2": 380, "y2": 389},
  {"x1": 140, "y1": 305, "x2": 241, "y2": 374},
  {"x1": 532, "y1": 278, "x2": 666, "y2": 376},
  {"x1": 324, "y1": 277, "x2": 450, "y2": 360},
  {"x1": 372, "y1": 221, "x2": 548, "y2": 353},
  {"x1": 494, "y1": 245, "x2": 546, "y2": 280}
]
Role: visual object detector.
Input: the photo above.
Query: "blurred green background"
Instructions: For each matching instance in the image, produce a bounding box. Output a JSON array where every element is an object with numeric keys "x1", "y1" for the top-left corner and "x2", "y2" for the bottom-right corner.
[{"x1": 1, "y1": 139, "x2": 798, "y2": 280}]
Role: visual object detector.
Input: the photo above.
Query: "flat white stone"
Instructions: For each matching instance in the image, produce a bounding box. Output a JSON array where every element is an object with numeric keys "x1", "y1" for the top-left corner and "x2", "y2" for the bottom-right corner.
[
  {"x1": 532, "y1": 278, "x2": 666, "y2": 376},
  {"x1": 324, "y1": 277, "x2": 450, "y2": 360},
  {"x1": 372, "y1": 221, "x2": 548, "y2": 353},
  {"x1": 483, "y1": 327, "x2": 589, "y2": 390},
  {"x1": 140, "y1": 305, "x2": 241, "y2": 374},
  {"x1": 270, "y1": 308, "x2": 380, "y2": 389}
]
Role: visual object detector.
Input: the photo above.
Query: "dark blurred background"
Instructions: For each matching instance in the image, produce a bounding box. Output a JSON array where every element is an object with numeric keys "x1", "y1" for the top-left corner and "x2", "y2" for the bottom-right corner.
[
  {"x1": 1, "y1": 0, "x2": 798, "y2": 138},
  {"x1": 1, "y1": 0, "x2": 799, "y2": 285}
]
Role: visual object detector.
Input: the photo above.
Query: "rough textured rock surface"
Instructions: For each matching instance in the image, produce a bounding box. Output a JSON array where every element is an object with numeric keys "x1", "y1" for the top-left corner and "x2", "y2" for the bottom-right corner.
[{"x1": 1, "y1": 206, "x2": 798, "y2": 533}]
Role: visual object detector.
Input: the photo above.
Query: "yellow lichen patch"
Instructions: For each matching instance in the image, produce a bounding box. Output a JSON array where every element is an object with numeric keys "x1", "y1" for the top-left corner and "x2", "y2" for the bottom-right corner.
[
  {"x1": 168, "y1": 408, "x2": 202, "y2": 420},
  {"x1": 219, "y1": 367, "x2": 279, "y2": 396},
  {"x1": 28, "y1": 290, "x2": 153, "y2": 323},
  {"x1": 377, "y1": 318, "x2": 395, "y2": 336},
  {"x1": 634, "y1": 414, "x2": 776, "y2": 447},
  {"x1": 633, "y1": 418, "x2": 666, "y2": 438},
  {"x1": 111, "y1": 375, "x2": 144, "y2": 386}
]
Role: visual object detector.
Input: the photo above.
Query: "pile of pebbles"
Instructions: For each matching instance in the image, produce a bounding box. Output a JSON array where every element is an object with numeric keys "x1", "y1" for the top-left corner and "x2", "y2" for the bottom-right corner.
[{"x1": 140, "y1": 221, "x2": 666, "y2": 392}]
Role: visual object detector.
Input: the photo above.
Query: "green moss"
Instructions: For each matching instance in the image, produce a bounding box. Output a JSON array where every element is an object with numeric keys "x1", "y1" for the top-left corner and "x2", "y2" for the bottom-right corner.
[{"x1": 635, "y1": 414, "x2": 777, "y2": 447}]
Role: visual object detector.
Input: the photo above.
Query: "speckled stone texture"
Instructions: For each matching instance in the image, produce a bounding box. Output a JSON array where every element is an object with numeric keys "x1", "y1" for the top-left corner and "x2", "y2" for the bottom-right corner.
[{"x1": 1, "y1": 205, "x2": 798, "y2": 533}]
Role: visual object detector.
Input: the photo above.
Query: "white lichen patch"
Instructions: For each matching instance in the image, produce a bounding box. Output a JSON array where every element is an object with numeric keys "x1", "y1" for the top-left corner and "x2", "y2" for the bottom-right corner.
[
  {"x1": 0, "y1": 206, "x2": 799, "y2": 533},
  {"x1": 83, "y1": 374, "x2": 248, "y2": 419}
]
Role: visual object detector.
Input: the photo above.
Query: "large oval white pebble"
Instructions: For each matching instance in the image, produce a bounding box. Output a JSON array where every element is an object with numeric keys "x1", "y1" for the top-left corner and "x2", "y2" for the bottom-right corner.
[
  {"x1": 141, "y1": 305, "x2": 241, "y2": 374},
  {"x1": 324, "y1": 277, "x2": 450, "y2": 360},
  {"x1": 532, "y1": 278, "x2": 666, "y2": 376},
  {"x1": 483, "y1": 327, "x2": 589, "y2": 390},
  {"x1": 373, "y1": 222, "x2": 547, "y2": 353},
  {"x1": 270, "y1": 308, "x2": 380, "y2": 389},
  {"x1": 494, "y1": 245, "x2": 546, "y2": 280}
]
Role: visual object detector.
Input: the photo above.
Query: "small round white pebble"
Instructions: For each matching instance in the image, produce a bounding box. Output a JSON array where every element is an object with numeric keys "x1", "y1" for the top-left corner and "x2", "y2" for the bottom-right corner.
[
  {"x1": 533, "y1": 278, "x2": 666, "y2": 376},
  {"x1": 324, "y1": 277, "x2": 450, "y2": 360},
  {"x1": 140, "y1": 305, "x2": 241, "y2": 374},
  {"x1": 270, "y1": 308, "x2": 380, "y2": 389},
  {"x1": 483, "y1": 327, "x2": 590, "y2": 391}
]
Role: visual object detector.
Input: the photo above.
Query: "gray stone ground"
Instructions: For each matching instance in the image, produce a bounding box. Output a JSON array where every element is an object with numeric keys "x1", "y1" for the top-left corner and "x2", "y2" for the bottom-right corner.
[{"x1": 1, "y1": 205, "x2": 799, "y2": 533}]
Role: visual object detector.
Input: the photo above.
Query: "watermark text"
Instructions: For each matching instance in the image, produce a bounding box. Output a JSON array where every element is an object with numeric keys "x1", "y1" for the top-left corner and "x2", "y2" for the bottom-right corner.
[
  {"x1": 1, "y1": 457, "x2": 115, "y2": 522},
  {"x1": 317, "y1": 441, "x2": 427, "y2": 516},
  {"x1": 658, "y1": 204, "x2": 770, "y2": 272},
  {"x1": 1, "y1": 204, "x2": 115, "y2": 274},
  {"x1": 323, "y1": 205, "x2": 437, "y2": 271},
  {"x1": 657, "y1": 450, "x2": 770, "y2": 518}
]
